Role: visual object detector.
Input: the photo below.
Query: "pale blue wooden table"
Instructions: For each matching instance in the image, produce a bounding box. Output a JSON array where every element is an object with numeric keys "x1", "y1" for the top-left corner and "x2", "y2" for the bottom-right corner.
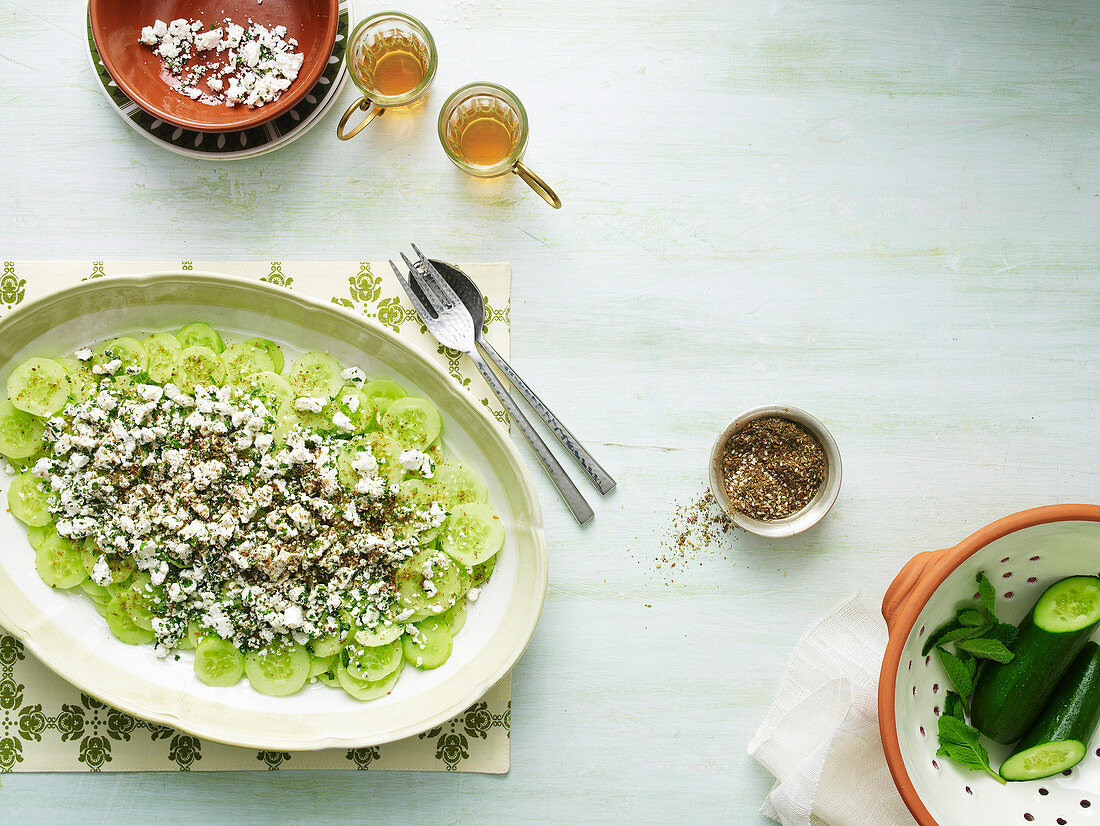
[{"x1": 1, "y1": 0, "x2": 1097, "y2": 822}]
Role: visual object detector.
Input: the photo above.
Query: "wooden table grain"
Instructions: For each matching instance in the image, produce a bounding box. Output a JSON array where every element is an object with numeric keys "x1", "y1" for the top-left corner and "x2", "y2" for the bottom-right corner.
[{"x1": 1, "y1": 0, "x2": 1097, "y2": 822}]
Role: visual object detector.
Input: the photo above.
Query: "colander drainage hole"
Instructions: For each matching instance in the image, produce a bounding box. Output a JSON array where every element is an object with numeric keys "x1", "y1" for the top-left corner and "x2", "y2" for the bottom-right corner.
[
  {"x1": 1030, "y1": 555, "x2": 1040, "y2": 561},
  {"x1": 964, "y1": 786, "x2": 972, "y2": 796},
  {"x1": 1039, "y1": 788, "x2": 1049, "y2": 796},
  {"x1": 1003, "y1": 571, "x2": 1013, "y2": 579},
  {"x1": 1004, "y1": 591, "x2": 1014, "y2": 599},
  {"x1": 1082, "y1": 800, "x2": 1092, "y2": 809},
  {"x1": 1023, "y1": 814, "x2": 1034, "y2": 822},
  {"x1": 1028, "y1": 577, "x2": 1038, "y2": 583},
  {"x1": 1001, "y1": 556, "x2": 1010, "y2": 563},
  {"x1": 1056, "y1": 818, "x2": 1067, "y2": 825}
]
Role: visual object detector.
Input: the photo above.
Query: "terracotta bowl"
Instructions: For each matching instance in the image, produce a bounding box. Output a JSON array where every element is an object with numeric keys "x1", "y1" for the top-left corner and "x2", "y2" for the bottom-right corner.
[
  {"x1": 89, "y1": 0, "x2": 339, "y2": 132},
  {"x1": 879, "y1": 504, "x2": 1100, "y2": 825}
]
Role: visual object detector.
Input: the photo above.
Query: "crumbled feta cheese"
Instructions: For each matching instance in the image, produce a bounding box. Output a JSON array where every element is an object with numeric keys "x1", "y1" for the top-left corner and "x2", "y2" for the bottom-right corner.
[
  {"x1": 341, "y1": 366, "x2": 366, "y2": 383},
  {"x1": 332, "y1": 411, "x2": 354, "y2": 432},
  {"x1": 294, "y1": 397, "x2": 326, "y2": 413}
]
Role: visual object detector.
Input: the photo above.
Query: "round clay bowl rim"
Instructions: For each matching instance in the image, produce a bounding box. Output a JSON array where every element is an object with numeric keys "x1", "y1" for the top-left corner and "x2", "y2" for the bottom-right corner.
[
  {"x1": 877, "y1": 503, "x2": 1100, "y2": 826},
  {"x1": 88, "y1": 0, "x2": 340, "y2": 133}
]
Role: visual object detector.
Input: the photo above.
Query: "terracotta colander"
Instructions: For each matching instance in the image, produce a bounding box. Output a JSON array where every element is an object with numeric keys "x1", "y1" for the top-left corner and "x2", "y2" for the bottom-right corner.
[{"x1": 879, "y1": 504, "x2": 1100, "y2": 826}]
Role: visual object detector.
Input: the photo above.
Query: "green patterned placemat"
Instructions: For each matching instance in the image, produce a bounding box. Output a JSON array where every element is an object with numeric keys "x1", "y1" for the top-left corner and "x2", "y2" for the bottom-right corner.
[{"x1": 0, "y1": 260, "x2": 511, "y2": 773}]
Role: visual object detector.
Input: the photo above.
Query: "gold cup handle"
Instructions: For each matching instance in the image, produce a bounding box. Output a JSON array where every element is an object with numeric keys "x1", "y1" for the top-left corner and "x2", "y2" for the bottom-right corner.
[
  {"x1": 513, "y1": 161, "x2": 562, "y2": 209},
  {"x1": 337, "y1": 96, "x2": 384, "y2": 141}
]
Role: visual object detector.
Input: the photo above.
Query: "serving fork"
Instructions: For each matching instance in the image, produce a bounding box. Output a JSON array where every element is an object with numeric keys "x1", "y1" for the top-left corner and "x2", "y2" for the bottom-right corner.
[{"x1": 390, "y1": 246, "x2": 595, "y2": 524}]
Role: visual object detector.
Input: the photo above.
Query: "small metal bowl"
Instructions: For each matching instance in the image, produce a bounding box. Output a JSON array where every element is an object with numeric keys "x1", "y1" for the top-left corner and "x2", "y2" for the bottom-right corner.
[{"x1": 708, "y1": 405, "x2": 842, "y2": 538}]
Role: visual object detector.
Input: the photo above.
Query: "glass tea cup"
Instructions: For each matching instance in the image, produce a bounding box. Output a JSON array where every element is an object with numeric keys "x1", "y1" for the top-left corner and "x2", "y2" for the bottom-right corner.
[
  {"x1": 337, "y1": 11, "x2": 438, "y2": 141},
  {"x1": 437, "y1": 82, "x2": 562, "y2": 209}
]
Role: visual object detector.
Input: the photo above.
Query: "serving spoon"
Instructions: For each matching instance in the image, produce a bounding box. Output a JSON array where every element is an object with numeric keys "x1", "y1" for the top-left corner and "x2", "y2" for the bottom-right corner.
[{"x1": 420, "y1": 260, "x2": 616, "y2": 495}]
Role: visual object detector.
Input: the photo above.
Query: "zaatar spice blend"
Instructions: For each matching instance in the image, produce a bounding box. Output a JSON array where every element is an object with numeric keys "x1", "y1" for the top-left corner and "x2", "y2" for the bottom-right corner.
[{"x1": 719, "y1": 416, "x2": 827, "y2": 521}]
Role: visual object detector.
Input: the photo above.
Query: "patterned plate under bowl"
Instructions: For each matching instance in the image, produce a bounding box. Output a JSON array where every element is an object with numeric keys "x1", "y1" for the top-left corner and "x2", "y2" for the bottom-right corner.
[{"x1": 84, "y1": 1, "x2": 349, "y2": 160}]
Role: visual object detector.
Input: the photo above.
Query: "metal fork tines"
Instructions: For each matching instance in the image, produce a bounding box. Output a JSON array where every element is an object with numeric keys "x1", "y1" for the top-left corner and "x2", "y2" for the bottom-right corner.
[{"x1": 390, "y1": 246, "x2": 595, "y2": 524}]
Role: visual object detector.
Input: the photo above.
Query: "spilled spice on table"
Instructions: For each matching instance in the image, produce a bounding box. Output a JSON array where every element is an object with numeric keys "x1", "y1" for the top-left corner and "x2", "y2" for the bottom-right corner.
[{"x1": 636, "y1": 491, "x2": 736, "y2": 585}]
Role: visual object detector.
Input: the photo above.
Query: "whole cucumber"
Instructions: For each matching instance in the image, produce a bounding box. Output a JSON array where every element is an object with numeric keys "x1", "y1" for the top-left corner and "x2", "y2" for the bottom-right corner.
[
  {"x1": 1000, "y1": 642, "x2": 1100, "y2": 781},
  {"x1": 970, "y1": 576, "x2": 1100, "y2": 744}
]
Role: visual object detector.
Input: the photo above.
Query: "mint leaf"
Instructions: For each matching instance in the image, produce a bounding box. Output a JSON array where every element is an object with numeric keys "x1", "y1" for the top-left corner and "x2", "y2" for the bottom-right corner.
[
  {"x1": 937, "y1": 647, "x2": 976, "y2": 698},
  {"x1": 922, "y1": 618, "x2": 963, "y2": 657},
  {"x1": 976, "y1": 572, "x2": 997, "y2": 619},
  {"x1": 937, "y1": 715, "x2": 1006, "y2": 784},
  {"x1": 958, "y1": 610, "x2": 988, "y2": 628},
  {"x1": 936, "y1": 626, "x2": 985, "y2": 648},
  {"x1": 943, "y1": 690, "x2": 966, "y2": 721},
  {"x1": 986, "y1": 622, "x2": 1019, "y2": 647},
  {"x1": 956, "y1": 637, "x2": 1015, "y2": 663}
]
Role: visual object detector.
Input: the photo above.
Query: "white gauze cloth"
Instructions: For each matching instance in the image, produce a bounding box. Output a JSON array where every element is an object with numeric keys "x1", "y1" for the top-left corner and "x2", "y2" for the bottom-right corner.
[{"x1": 747, "y1": 596, "x2": 917, "y2": 826}]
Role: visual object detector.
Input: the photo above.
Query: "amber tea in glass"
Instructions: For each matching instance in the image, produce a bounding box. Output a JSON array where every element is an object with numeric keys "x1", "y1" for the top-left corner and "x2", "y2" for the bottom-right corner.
[
  {"x1": 438, "y1": 83, "x2": 561, "y2": 208},
  {"x1": 337, "y1": 12, "x2": 437, "y2": 141}
]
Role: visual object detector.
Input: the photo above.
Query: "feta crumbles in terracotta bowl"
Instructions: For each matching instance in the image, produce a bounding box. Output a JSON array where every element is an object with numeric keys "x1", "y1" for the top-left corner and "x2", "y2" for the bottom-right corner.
[{"x1": 89, "y1": 0, "x2": 339, "y2": 132}]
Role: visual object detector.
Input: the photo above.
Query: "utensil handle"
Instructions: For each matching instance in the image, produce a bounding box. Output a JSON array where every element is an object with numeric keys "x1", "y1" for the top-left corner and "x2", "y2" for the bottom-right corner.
[
  {"x1": 512, "y1": 162, "x2": 562, "y2": 209},
  {"x1": 471, "y1": 352, "x2": 594, "y2": 524},
  {"x1": 337, "y1": 97, "x2": 383, "y2": 140},
  {"x1": 478, "y1": 338, "x2": 615, "y2": 495}
]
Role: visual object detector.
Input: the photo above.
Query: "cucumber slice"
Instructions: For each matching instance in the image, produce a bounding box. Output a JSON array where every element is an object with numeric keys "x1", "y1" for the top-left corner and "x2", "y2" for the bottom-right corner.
[
  {"x1": 142, "y1": 332, "x2": 183, "y2": 384},
  {"x1": 316, "y1": 668, "x2": 341, "y2": 688},
  {"x1": 288, "y1": 352, "x2": 344, "y2": 397},
  {"x1": 26, "y1": 522, "x2": 56, "y2": 549},
  {"x1": 186, "y1": 620, "x2": 212, "y2": 649},
  {"x1": 362, "y1": 379, "x2": 406, "y2": 417},
  {"x1": 35, "y1": 534, "x2": 86, "y2": 589},
  {"x1": 56, "y1": 358, "x2": 97, "y2": 402},
  {"x1": 0, "y1": 399, "x2": 46, "y2": 459},
  {"x1": 472, "y1": 554, "x2": 497, "y2": 589},
  {"x1": 104, "y1": 594, "x2": 155, "y2": 645},
  {"x1": 80, "y1": 549, "x2": 134, "y2": 584},
  {"x1": 343, "y1": 639, "x2": 403, "y2": 682},
  {"x1": 194, "y1": 638, "x2": 245, "y2": 687},
  {"x1": 114, "y1": 589, "x2": 155, "y2": 631},
  {"x1": 429, "y1": 462, "x2": 489, "y2": 506},
  {"x1": 352, "y1": 621, "x2": 404, "y2": 647},
  {"x1": 336, "y1": 433, "x2": 403, "y2": 488},
  {"x1": 1001, "y1": 642, "x2": 1100, "y2": 781},
  {"x1": 244, "y1": 639, "x2": 310, "y2": 696},
  {"x1": 972, "y1": 576, "x2": 1100, "y2": 743},
  {"x1": 308, "y1": 654, "x2": 335, "y2": 679},
  {"x1": 309, "y1": 634, "x2": 345, "y2": 658},
  {"x1": 395, "y1": 548, "x2": 465, "y2": 613},
  {"x1": 1033, "y1": 576, "x2": 1100, "y2": 631},
  {"x1": 245, "y1": 371, "x2": 292, "y2": 408},
  {"x1": 437, "y1": 599, "x2": 468, "y2": 635},
  {"x1": 243, "y1": 338, "x2": 284, "y2": 373},
  {"x1": 176, "y1": 322, "x2": 224, "y2": 353},
  {"x1": 79, "y1": 579, "x2": 110, "y2": 604},
  {"x1": 396, "y1": 479, "x2": 444, "y2": 545},
  {"x1": 335, "y1": 659, "x2": 401, "y2": 701},
  {"x1": 276, "y1": 396, "x2": 334, "y2": 437},
  {"x1": 335, "y1": 383, "x2": 374, "y2": 432},
  {"x1": 221, "y1": 341, "x2": 276, "y2": 385},
  {"x1": 381, "y1": 397, "x2": 442, "y2": 450},
  {"x1": 94, "y1": 337, "x2": 149, "y2": 375},
  {"x1": 172, "y1": 345, "x2": 226, "y2": 390},
  {"x1": 403, "y1": 616, "x2": 454, "y2": 669},
  {"x1": 440, "y1": 502, "x2": 505, "y2": 566},
  {"x1": 7, "y1": 358, "x2": 70, "y2": 418},
  {"x1": 7, "y1": 471, "x2": 52, "y2": 526}
]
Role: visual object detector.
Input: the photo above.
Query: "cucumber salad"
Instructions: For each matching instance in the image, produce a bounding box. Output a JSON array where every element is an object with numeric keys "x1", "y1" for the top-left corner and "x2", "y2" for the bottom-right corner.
[{"x1": 0, "y1": 323, "x2": 504, "y2": 701}]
